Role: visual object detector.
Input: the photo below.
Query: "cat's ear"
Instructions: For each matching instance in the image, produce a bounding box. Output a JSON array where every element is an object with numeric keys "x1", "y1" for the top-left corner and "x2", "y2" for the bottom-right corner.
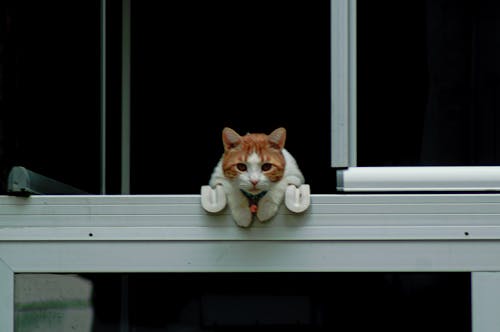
[
  {"x1": 268, "y1": 127, "x2": 286, "y2": 149},
  {"x1": 222, "y1": 127, "x2": 242, "y2": 151}
]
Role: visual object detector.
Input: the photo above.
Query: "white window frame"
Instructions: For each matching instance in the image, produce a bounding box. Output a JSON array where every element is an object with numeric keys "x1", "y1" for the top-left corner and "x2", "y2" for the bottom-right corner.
[
  {"x1": 331, "y1": 1, "x2": 500, "y2": 193},
  {"x1": 2, "y1": 194, "x2": 500, "y2": 331},
  {"x1": 331, "y1": 0, "x2": 357, "y2": 168},
  {"x1": 2, "y1": 1, "x2": 500, "y2": 331}
]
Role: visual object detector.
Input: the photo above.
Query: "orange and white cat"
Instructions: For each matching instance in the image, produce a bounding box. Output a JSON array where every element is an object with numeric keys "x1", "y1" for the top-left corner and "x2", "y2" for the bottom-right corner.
[{"x1": 209, "y1": 127, "x2": 304, "y2": 227}]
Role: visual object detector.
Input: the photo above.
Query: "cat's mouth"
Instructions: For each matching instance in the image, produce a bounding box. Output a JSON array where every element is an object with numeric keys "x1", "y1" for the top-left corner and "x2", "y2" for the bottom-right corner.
[
  {"x1": 247, "y1": 188, "x2": 262, "y2": 194},
  {"x1": 242, "y1": 186, "x2": 265, "y2": 195},
  {"x1": 239, "y1": 180, "x2": 268, "y2": 195}
]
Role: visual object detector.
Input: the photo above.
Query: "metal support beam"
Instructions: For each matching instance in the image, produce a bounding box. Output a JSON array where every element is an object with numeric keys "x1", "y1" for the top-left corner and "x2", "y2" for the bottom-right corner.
[
  {"x1": 472, "y1": 272, "x2": 500, "y2": 332},
  {"x1": 331, "y1": 0, "x2": 356, "y2": 167},
  {"x1": 0, "y1": 259, "x2": 14, "y2": 332}
]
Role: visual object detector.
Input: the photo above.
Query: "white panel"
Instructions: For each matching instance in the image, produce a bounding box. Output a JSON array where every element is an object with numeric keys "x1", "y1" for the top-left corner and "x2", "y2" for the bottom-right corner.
[
  {"x1": 338, "y1": 166, "x2": 500, "y2": 192},
  {"x1": 1, "y1": 191, "x2": 500, "y2": 272},
  {"x1": 2, "y1": 194, "x2": 500, "y2": 241},
  {"x1": 2, "y1": 241, "x2": 500, "y2": 273},
  {"x1": 472, "y1": 272, "x2": 500, "y2": 332},
  {"x1": 331, "y1": 0, "x2": 356, "y2": 167},
  {"x1": 348, "y1": 0, "x2": 357, "y2": 166},
  {"x1": 0, "y1": 259, "x2": 14, "y2": 332},
  {"x1": 2, "y1": 193, "x2": 500, "y2": 330},
  {"x1": 0, "y1": 225, "x2": 500, "y2": 241}
]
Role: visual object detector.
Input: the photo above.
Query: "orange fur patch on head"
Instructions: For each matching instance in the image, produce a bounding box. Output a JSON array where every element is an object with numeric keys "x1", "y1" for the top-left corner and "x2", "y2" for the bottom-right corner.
[{"x1": 221, "y1": 128, "x2": 287, "y2": 182}]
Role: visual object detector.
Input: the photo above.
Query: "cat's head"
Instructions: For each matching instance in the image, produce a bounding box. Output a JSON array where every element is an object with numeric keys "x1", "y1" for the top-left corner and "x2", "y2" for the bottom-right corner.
[{"x1": 221, "y1": 127, "x2": 286, "y2": 194}]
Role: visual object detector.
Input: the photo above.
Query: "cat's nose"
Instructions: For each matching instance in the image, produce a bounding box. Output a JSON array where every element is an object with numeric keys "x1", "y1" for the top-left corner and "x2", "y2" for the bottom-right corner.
[{"x1": 251, "y1": 179, "x2": 259, "y2": 186}]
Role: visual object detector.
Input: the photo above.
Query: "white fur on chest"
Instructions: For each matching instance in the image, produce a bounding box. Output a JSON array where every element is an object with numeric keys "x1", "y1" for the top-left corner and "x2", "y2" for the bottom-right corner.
[{"x1": 209, "y1": 148, "x2": 304, "y2": 227}]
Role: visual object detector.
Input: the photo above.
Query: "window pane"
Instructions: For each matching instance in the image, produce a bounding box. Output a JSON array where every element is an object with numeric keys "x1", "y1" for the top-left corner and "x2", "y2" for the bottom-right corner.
[
  {"x1": 130, "y1": 0, "x2": 332, "y2": 194},
  {"x1": 1, "y1": 0, "x2": 101, "y2": 193},
  {"x1": 14, "y1": 272, "x2": 471, "y2": 332},
  {"x1": 15, "y1": 274, "x2": 94, "y2": 332},
  {"x1": 357, "y1": 0, "x2": 500, "y2": 166}
]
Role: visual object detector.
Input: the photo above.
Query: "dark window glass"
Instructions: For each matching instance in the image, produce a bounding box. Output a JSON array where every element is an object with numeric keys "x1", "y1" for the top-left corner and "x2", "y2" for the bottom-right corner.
[
  {"x1": 358, "y1": 0, "x2": 500, "y2": 166},
  {"x1": 130, "y1": 0, "x2": 332, "y2": 194},
  {"x1": 15, "y1": 272, "x2": 471, "y2": 332},
  {"x1": 0, "y1": 0, "x2": 102, "y2": 193}
]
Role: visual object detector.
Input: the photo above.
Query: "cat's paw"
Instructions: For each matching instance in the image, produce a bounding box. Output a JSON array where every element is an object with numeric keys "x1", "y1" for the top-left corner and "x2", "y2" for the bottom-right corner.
[
  {"x1": 256, "y1": 196, "x2": 280, "y2": 222},
  {"x1": 286, "y1": 175, "x2": 304, "y2": 187},
  {"x1": 285, "y1": 184, "x2": 310, "y2": 213},
  {"x1": 232, "y1": 207, "x2": 253, "y2": 228},
  {"x1": 201, "y1": 185, "x2": 227, "y2": 213}
]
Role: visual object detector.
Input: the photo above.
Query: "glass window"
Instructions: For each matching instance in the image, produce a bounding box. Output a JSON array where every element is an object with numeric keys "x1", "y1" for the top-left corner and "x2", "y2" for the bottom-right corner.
[
  {"x1": 1, "y1": 1, "x2": 480, "y2": 332},
  {"x1": 0, "y1": 0, "x2": 102, "y2": 193},
  {"x1": 15, "y1": 272, "x2": 471, "y2": 332},
  {"x1": 130, "y1": 0, "x2": 333, "y2": 194},
  {"x1": 357, "y1": 0, "x2": 500, "y2": 166}
]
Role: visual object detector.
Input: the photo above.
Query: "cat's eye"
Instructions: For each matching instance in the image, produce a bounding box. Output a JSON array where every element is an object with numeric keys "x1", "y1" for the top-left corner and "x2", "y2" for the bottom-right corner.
[
  {"x1": 261, "y1": 163, "x2": 272, "y2": 171},
  {"x1": 236, "y1": 163, "x2": 247, "y2": 172}
]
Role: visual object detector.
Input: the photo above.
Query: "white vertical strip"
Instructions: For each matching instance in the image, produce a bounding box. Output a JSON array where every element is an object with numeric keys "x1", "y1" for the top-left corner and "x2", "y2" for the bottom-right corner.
[
  {"x1": 100, "y1": 0, "x2": 107, "y2": 194},
  {"x1": 121, "y1": 0, "x2": 131, "y2": 195},
  {"x1": 472, "y1": 272, "x2": 500, "y2": 332},
  {"x1": 331, "y1": 0, "x2": 349, "y2": 167},
  {"x1": 348, "y1": 0, "x2": 357, "y2": 166},
  {"x1": 0, "y1": 259, "x2": 14, "y2": 332}
]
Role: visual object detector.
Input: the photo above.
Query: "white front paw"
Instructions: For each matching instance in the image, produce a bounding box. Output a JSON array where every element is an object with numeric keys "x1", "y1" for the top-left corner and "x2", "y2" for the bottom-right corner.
[
  {"x1": 201, "y1": 185, "x2": 227, "y2": 213},
  {"x1": 285, "y1": 184, "x2": 310, "y2": 213},
  {"x1": 256, "y1": 196, "x2": 279, "y2": 222},
  {"x1": 232, "y1": 207, "x2": 253, "y2": 228}
]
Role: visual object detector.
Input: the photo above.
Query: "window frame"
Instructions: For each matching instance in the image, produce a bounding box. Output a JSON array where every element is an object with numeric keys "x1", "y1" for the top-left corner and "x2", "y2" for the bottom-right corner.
[
  {"x1": 2, "y1": 193, "x2": 500, "y2": 330},
  {"x1": 2, "y1": 1, "x2": 500, "y2": 331},
  {"x1": 331, "y1": 0, "x2": 500, "y2": 193},
  {"x1": 331, "y1": 0, "x2": 357, "y2": 168}
]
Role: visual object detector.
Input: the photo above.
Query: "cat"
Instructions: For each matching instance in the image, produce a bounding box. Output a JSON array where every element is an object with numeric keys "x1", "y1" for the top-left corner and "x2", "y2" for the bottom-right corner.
[{"x1": 209, "y1": 127, "x2": 304, "y2": 227}]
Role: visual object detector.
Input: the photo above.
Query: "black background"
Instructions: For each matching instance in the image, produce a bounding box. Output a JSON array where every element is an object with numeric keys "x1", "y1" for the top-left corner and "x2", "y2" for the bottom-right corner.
[{"x1": 131, "y1": 0, "x2": 332, "y2": 194}]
